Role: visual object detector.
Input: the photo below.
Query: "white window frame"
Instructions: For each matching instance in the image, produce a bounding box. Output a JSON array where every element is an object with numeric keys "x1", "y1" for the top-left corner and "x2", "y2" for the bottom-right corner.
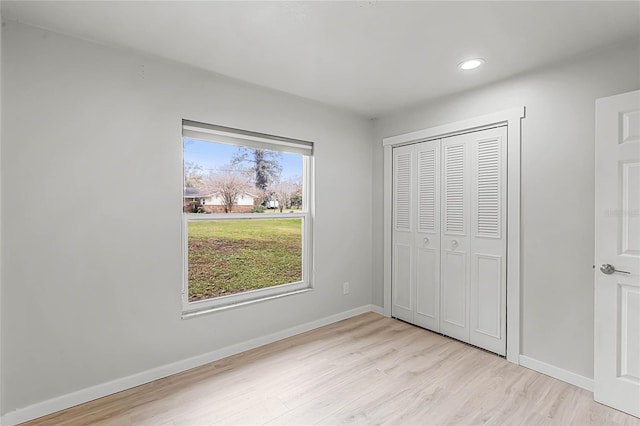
[{"x1": 181, "y1": 120, "x2": 314, "y2": 318}]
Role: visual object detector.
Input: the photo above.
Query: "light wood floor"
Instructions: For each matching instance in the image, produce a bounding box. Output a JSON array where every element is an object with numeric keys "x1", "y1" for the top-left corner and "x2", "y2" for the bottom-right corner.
[{"x1": 23, "y1": 312, "x2": 640, "y2": 425}]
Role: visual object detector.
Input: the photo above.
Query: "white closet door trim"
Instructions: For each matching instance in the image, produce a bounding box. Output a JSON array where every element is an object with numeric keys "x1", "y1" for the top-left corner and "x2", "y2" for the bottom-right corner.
[
  {"x1": 382, "y1": 106, "x2": 524, "y2": 364},
  {"x1": 383, "y1": 107, "x2": 523, "y2": 147}
]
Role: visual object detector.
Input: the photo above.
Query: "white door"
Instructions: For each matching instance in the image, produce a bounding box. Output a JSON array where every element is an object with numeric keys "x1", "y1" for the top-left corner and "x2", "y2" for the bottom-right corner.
[
  {"x1": 440, "y1": 127, "x2": 507, "y2": 354},
  {"x1": 440, "y1": 134, "x2": 472, "y2": 342},
  {"x1": 392, "y1": 144, "x2": 414, "y2": 323},
  {"x1": 392, "y1": 127, "x2": 506, "y2": 356},
  {"x1": 594, "y1": 90, "x2": 640, "y2": 417},
  {"x1": 392, "y1": 141, "x2": 441, "y2": 328},
  {"x1": 414, "y1": 141, "x2": 441, "y2": 331},
  {"x1": 468, "y1": 127, "x2": 507, "y2": 355}
]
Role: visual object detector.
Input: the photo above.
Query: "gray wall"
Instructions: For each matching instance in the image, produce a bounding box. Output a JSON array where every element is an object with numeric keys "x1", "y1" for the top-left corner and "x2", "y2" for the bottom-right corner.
[
  {"x1": 372, "y1": 39, "x2": 640, "y2": 379},
  {"x1": 3, "y1": 14, "x2": 640, "y2": 418},
  {"x1": 1, "y1": 21, "x2": 373, "y2": 413},
  {"x1": 0, "y1": 8, "x2": 3, "y2": 422}
]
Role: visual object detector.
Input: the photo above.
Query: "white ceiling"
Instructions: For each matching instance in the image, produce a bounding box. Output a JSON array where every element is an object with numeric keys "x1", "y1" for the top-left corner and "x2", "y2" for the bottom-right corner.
[{"x1": 2, "y1": 1, "x2": 639, "y2": 118}]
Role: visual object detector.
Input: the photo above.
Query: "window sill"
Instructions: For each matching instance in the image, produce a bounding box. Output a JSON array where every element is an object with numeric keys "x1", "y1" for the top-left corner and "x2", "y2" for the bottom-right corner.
[{"x1": 181, "y1": 287, "x2": 313, "y2": 320}]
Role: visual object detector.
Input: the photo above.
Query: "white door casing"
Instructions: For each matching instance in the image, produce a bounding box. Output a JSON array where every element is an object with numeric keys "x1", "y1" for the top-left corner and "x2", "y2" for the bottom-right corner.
[{"x1": 594, "y1": 90, "x2": 640, "y2": 417}]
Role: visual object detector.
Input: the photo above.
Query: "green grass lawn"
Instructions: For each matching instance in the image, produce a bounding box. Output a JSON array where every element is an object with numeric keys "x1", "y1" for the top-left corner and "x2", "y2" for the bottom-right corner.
[{"x1": 188, "y1": 218, "x2": 302, "y2": 301}]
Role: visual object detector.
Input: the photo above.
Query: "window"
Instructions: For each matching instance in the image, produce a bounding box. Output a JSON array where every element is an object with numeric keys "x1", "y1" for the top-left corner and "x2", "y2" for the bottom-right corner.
[{"x1": 182, "y1": 120, "x2": 314, "y2": 316}]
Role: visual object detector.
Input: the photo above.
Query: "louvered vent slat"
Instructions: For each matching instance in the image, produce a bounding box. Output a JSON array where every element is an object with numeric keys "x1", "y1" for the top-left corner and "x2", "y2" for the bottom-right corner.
[
  {"x1": 476, "y1": 139, "x2": 501, "y2": 237},
  {"x1": 445, "y1": 144, "x2": 465, "y2": 234},
  {"x1": 418, "y1": 149, "x2": 436, "y2": 232},
  {"x1": 395, "y1": 153, "x2": 411, "y2": 230}
]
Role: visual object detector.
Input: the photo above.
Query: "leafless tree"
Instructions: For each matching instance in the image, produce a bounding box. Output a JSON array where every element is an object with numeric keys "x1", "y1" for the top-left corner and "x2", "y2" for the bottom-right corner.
[
  {"x1": 252, "y1": 188, "x2": 269, "y2": 210},
  {"x1": 288, "y1": 175, "x2": 303, "y2": 209},
  {"x1": 184, "y1": 161, "x2": 205, "y2": 188},
  {"x1": 204, "y1": 166, "x2": 251, "y2": 213},
  {"x1": 272, "y1": 180, "x2": 300, "y2": 213}
]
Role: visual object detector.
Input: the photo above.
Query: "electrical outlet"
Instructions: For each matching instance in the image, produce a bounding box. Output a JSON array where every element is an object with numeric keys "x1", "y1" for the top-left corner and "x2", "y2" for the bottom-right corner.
[{"x1": 343, "y1": 282, "x2": 350, "y2": 295}]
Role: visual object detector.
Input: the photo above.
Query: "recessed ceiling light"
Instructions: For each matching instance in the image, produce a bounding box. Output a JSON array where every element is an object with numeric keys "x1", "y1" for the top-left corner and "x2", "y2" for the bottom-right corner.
[{"x1": 458, "y1": 58, "x2": 485, "y2": 70}]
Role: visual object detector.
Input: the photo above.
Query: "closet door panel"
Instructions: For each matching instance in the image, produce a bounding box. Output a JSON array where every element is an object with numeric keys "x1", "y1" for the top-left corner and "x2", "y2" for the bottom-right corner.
[
  {"x1": 440, "y1": 136, "x2": 471, "y2": 341},
  {"x1": 469, "y1": 127, "x2": 507, "y2": 355},
  {"x1": 474, "y1": 135, "x2": 502, "y2": 240},
  {"x1": 392, "y1": 145, "x2": 414, "y2": 322},
  {"x1": 417, "y1": 145, "x2": 439, "y2": 234},
  {"x1": 474, "y1": 254, "x2": 502, "y2": 337},
  {"x1": 443, "y1": 142, "x2": 467, "y2": 236},
  {"x1": 393, "y1": 243, "x2": 413, "y2": 322},
  {"x1": 414, "y1": 141, "x2": 441, "y2": 331},
  {"x1": 441, "y1": 250, "x2": 468, "y2": 340},
  {"x1": 415, "y1": 247, "x2": 439, "y2": 329}
]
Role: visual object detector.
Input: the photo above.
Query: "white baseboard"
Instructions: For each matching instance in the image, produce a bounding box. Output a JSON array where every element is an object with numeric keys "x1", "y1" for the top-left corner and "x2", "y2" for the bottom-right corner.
[
  {"x1": 370, "y1": 304, "x2": 384, "y2": 315},
  {"x1": 519, "y1": 355, "x2": 594, "y2": 392},
  {"x1": 2, "y1": 304, "x2": 380, "y2": 426}
]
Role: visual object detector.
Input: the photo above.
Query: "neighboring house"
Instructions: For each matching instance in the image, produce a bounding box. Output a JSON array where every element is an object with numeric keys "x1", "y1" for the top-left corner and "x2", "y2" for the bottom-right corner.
[{"x1": 183, "y1": 188, "x2": 257, "y2": 213}]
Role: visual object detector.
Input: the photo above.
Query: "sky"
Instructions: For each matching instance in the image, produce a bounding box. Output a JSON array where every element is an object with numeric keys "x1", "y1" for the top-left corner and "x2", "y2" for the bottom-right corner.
[{"x1": 183, "y1": 137, "x2": 302, "y2": 181}]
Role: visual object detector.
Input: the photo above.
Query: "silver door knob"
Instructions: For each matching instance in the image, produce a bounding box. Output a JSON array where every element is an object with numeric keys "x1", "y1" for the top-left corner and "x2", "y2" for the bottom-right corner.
[{"x1": 600, "y1": 264, "x2": 630, "y2": 275}]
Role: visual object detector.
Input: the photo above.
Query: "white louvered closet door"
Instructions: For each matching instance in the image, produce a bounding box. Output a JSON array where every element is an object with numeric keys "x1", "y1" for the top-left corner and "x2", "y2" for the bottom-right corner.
[
  {"x1": 391, "y1": 126, "x2": 506, "y2": 355},
  {"x1": 414, "y1": 141, "x2": 441, "y2": 331},
  {"x1": 392, "y1": 144, "x2": 415, "y2": 323},
  {"x1": 440, "y1": 127, "x2": 507, "y2": 353},
  {"x1": 392, "y1": 141, "x2": 441, "y2": 328},
  {"x1": 469, "y1": 127, "x2": 507, "y2": 355},
  {"x1": 440, "y1": 134, "x2": 472, "y2": 342}
]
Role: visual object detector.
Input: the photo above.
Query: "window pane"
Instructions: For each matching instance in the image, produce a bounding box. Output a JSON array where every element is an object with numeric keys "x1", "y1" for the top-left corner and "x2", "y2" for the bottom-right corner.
[
  {"x1": 187, "y1": 218, "x2": 303, "y2": 301},
  {"x1": 183, "y1": 138, "x2": 304, "y2": 213}
]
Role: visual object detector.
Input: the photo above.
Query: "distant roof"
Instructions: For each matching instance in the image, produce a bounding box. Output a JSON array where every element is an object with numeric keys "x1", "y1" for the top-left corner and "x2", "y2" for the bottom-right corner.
[
  {"x1": 183, "y1": 187, "x2": 257, "y2": 199},
  {"x1": 184, "y1": 187, "x2": 211, "y2": 198}
]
